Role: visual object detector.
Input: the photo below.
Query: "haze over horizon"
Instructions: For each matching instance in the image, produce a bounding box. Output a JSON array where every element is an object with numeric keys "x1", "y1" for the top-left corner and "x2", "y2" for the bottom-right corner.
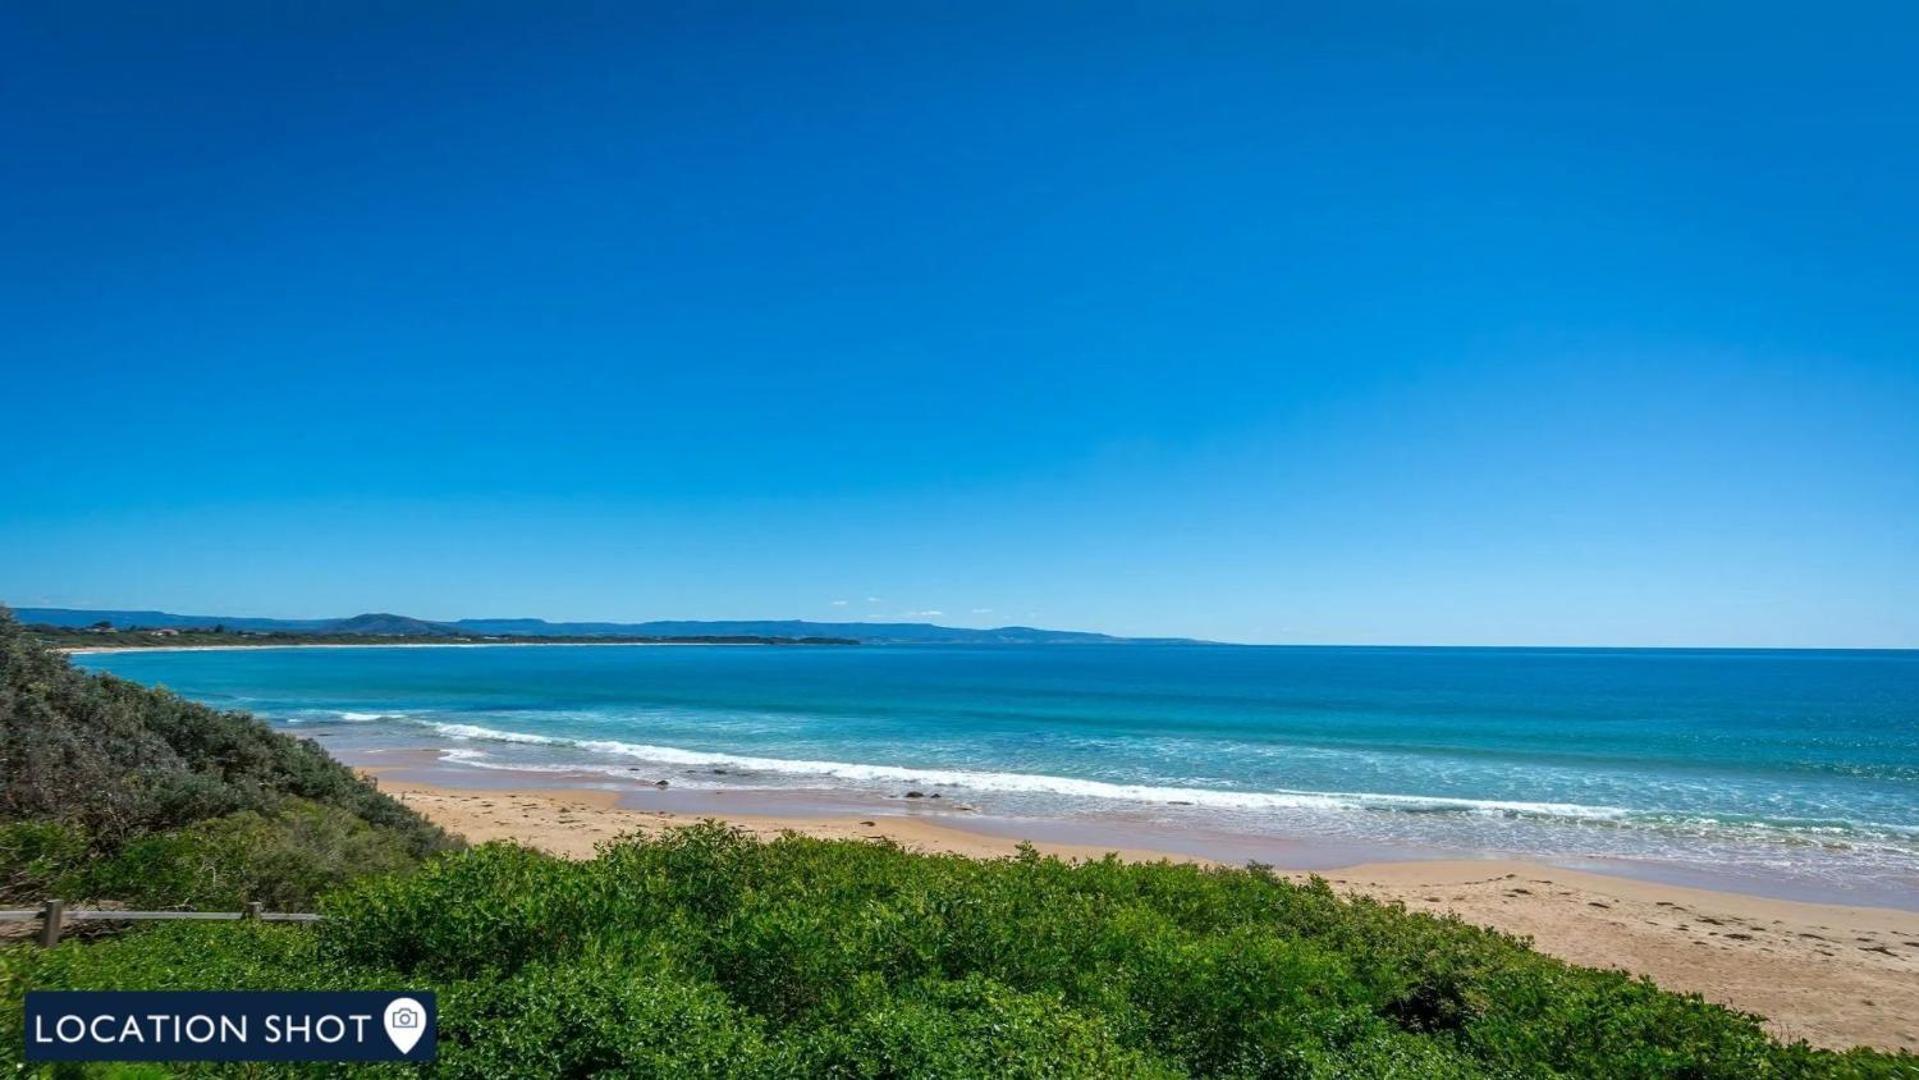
[{"x1": 4, "y1": 5, "x2": 1916, "y2": 648}]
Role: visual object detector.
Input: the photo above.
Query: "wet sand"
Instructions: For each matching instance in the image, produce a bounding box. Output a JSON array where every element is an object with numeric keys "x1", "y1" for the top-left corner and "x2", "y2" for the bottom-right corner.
[{"x1": 366, "y1": 770, "x2": 1919, "y2": 1053}]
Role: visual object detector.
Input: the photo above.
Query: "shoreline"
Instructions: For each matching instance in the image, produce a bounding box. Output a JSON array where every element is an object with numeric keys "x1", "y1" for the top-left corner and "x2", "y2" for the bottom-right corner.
[
  {"x1": 364, "y1": 769, "x2": 1919, "y2": 1053},
  {"x1": 61, "y1": 640, "x2": 780, "y2": 656},
  {"x1": 326, "y1": 744, "x2": 1919, "y2": 912}
]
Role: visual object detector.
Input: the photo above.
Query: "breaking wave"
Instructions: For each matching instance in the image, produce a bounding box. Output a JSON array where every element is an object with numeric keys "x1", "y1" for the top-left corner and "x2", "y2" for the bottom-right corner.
[{"x1": 424, "y1": 720, "x2": 1631, "y2": 821}]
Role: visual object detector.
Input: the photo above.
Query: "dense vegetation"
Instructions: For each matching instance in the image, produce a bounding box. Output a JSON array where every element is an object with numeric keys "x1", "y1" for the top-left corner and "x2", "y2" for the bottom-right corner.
[
  {"x1": 1, "y1": 609, "x2": 455, "y2": 909},
  {"x1": 2, "y1": 827, "x2": 1911, "y2": 1077},
  {"x1": 1, "y1": 610, "x2": 1912, "y2": 1076}
]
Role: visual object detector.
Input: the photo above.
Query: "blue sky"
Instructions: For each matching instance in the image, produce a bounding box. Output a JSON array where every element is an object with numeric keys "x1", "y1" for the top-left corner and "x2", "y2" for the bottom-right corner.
[{"x1": 2, "y1": 4, "x2": 1915, "y2": 646}]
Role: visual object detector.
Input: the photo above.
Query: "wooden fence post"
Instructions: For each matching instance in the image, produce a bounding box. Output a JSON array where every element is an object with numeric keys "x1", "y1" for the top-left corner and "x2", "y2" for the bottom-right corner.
[
  {"x1": 38, "y1": 900, "x2": 65, "y2": 948},
  {"x1": 244, "y1": 902, "x2": 263, "y2": 921}
]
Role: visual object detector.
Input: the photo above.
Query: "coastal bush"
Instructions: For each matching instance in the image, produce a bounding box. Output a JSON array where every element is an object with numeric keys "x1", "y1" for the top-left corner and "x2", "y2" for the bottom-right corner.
[
  {"x1": 83, "y1": 800, "x2": 420, "y2": 910},
  {"x1": 786, "y1": 973, "x2": 1181, "y2": 1078},
  {"x1": 434, "y1": 957, "x2": 775, "y2": 1077},
  {"x1": 0, "y1": 608, "x2": 455, "y2": 908},
  {"x1": 7, "y1": 824, "x2": 1909, "y2": 1077},
  {"x1": 0, "y1": 820, "x2": 89, "y2": 899},
  {"x1": 320, "y1": 840, "x2": 597, "y2": 978}
]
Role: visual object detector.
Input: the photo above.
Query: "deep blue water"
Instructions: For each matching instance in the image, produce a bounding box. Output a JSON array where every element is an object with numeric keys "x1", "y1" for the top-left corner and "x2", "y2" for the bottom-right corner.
[{"x1": 78, "y1": 644, "x2": 1919, "y2": 902}]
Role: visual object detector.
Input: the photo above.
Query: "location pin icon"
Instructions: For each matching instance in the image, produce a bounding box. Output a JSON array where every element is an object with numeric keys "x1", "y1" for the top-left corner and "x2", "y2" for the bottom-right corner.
[{"x1": 383, "y1": 997, "x2": 427, "y2": 1055}]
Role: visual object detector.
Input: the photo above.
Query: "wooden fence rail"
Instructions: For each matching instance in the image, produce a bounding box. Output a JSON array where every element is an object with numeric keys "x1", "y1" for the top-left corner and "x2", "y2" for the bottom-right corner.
[{"x1": 0, "y1": 901, "x2": 322, "y2": 946}]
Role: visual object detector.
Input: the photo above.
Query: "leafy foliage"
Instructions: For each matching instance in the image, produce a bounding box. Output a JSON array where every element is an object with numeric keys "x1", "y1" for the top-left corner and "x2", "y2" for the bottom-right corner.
[
  {"x1": 0, "y1": 820, "x2": 88, "y2": 899},
  {"x1": 4, "y1": 825, "x2": 1910, "y2": 1077},
  {"x1": 81, "y1": 800, "x2": 421, "y2": 910},
  {"x1": 0, "y1": 608, "x2": 454, "y2": 908}
]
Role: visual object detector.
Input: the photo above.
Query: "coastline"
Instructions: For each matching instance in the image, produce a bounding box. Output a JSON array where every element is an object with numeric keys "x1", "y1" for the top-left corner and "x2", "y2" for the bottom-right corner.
[
  {"x1": 363, "y1": 768, "x2": 1919, "y2": 1053},
  {"x1": 75, "y1": 642, "x2": 1919, "y2": 912},
  {"x1": 60, "y1": 641, "x2": 744, "y2": 656}
]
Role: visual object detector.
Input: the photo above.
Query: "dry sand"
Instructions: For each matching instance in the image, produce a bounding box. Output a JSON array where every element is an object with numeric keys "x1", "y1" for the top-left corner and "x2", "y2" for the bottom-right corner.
[{"x1": 368, "y1": 773, "x2": 1919, "y2": 1054}]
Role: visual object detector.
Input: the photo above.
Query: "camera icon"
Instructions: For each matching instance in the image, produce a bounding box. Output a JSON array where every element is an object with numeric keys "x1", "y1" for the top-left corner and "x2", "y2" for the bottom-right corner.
[{"x1": 384, "y1": 995, "x2": 430, "y2": 1054}]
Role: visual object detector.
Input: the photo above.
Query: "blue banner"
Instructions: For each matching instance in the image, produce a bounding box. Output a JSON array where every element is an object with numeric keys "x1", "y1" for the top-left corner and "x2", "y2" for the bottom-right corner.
[{"x1": 24, "y1": 991, "x2": 436, "y2": 1062}]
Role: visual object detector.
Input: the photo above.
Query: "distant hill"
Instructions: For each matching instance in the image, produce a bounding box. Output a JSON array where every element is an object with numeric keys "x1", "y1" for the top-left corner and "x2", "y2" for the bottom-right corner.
[
  {"x1": 445, "y1": 618, "x2": 1171, "y2": 644},
  {"x1": 15, "y1": 609, "x2": 331, "y2": 633},
  {"x1": 14, "y1": 608, "x2": 1199, "y2": 645},
  {"x1": 13, "y1": 609, "x2": 461, "y2": 637},
  {"x1": 326, "y1": 612, "x2": 462, "y2": 636}
]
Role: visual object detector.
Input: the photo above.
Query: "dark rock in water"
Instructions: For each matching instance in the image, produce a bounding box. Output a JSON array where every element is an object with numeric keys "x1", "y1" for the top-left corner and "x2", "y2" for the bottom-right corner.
[
  {"x1": 711, "y1": 768, "x2": 728, "y2": 774},
  {"x1": 1168, "y1": 800, "x2": 1193, "y2": 806},
  {"x1": 904, "y1": 791, "x2": 925, "y2": 799},
  {"x1": 654, "y1": 779, "x2": 670, "y2": 789},
  {"x1": 929, "y1": 792, "x2": 942, "y2": 799},
  {"x1": 954, "y1": 804, "x2": 978, "y2": 812},
  {"x1": 859, "y1": 820, "x2": 876, "y2": 826},
  {"x1": 627, "y1": 766, "x2": 643, "y2": 772}
]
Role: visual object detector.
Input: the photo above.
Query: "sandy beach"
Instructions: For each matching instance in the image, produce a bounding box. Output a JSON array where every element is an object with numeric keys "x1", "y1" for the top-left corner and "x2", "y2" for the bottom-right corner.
[{"x1": 364, "y1": 771, "x2": 1919, "y2": 1053}]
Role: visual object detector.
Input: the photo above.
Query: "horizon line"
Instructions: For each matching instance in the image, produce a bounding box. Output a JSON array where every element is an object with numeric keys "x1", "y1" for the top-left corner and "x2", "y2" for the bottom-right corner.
[{"x1": 8, "y1": 602, "x2": 1915, "y2": 653}]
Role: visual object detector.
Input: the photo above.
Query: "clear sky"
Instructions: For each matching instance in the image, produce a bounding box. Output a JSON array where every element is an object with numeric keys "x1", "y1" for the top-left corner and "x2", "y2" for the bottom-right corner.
[{"x1": 2, "y1": 4, "x2": 1915, "y2": 647}]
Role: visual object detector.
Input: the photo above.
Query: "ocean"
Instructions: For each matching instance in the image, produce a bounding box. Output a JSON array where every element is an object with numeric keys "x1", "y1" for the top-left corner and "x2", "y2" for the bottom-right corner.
[{"x1": 76, "y1": 643, "x2": 1919, "y2": 907}]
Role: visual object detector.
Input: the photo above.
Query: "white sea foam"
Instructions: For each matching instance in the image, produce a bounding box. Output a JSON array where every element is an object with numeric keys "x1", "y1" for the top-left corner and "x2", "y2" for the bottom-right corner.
[
  {"x1": 419, "y1": 721, "x2": 1630, "y2": 822},
  {"x1": 433, "y1": 722, "x2": 566, "y2": 745},
  {"x1": 282, "y1": 708, "x2": 404, "y2": 724},
  {"x1": 434, "y1": 746, "x2": 723, "y2": 788}
]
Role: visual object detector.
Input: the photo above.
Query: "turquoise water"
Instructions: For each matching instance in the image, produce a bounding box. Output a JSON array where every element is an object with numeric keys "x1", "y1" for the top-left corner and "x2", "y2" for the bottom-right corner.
[{"x1": 78, "y1": 644, "x2": 1919, "y2": 904}]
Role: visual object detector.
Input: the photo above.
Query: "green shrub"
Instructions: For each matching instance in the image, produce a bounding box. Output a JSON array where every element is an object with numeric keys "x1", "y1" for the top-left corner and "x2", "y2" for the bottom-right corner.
[
  {"x1": 0, "y1": 608, "x2": 454, "y2": 860},
  {"x1": 320, "y1": 841, "x2": 595, "y2": 978},
  {"x1": 435, "y1": 957, "x2": 772, "y2": 1078},
  {"x1": 4, "y1": 812, "x2": 1914, "y2": 1076},
  {"x1": 83, "y1": 800, "x2": 419, "y2": 910},
  {"x1": 0, "y1": 820, "x2": 90, "y2": 901},
  {"x1": 0, "y1": 608, "x2": 456, "y2": 919},
  {"x1": 789, "y1": 974, "x2": 1182, "y2": 1078},
  {"x1": 0, "y1": 920, "x2": 342, "y2": 997}
]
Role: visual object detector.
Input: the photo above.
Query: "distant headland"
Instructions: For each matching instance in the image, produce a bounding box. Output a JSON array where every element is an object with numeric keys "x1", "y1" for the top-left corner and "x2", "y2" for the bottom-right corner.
[{"x1": 12, "y1": 607, "x2": 1202, "y2": 646}]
